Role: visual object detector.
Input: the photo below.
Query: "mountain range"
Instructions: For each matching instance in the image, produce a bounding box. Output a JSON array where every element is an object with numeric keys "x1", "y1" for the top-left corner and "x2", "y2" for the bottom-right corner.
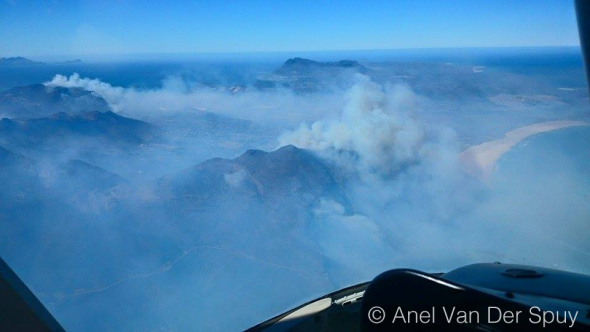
[
  {"x1": 255, "y1": 57, "x2": 368, "y2": 93},
  {"x1": 0, "y1": 142, "x2": 345, "y2": 330},
  {"x1": 0, "y1": 110, "x2": 156, "y2": 151},
  {"x1": 153, "y1": 144, "x2": 349, "y2": 213},
  {"x1": 0, "y1": 60, "x2": 367, "y2": 331},
  {"x1": 0, "y1": 83, "x2": 110, "y2": 118}
]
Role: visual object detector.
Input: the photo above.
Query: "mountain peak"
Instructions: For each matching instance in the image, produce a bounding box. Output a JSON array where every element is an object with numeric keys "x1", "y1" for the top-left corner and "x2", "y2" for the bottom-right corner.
[
  {"x1": 160, "y1": 143, "x2": 349, "y2": 209},
  {"x1": 0, "y1": 83, "x2": 111, "y2": 118},
  {"x1": 256, "y1": 58, "x2": 368, "y2": 93},
  {"x1": 277, "y1": 144, "x2": 299, "y2": 151},
  {"x1": 283, "y1": 57, "x2": 320, "y2": 67},
  {"x1": 282, "y1": 57, "x2": 363, "y2": 69},
  {"x1": 0, "y1": 109, "x2": 156, "y2": 150},
  {"x1": 237, "y1": 144, "x2": 307, "y2": 163}
]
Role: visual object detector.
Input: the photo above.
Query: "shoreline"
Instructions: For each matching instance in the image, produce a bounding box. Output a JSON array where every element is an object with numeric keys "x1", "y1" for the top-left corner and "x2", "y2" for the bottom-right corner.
[{"x1": 459, "y1": 120, "x2": 589, "y2": 182}]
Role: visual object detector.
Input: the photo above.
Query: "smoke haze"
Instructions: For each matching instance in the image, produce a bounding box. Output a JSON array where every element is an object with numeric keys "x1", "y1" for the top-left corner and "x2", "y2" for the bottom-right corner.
[{"x1": 1, "y1": 49, "x2": 589, "y2": 330}]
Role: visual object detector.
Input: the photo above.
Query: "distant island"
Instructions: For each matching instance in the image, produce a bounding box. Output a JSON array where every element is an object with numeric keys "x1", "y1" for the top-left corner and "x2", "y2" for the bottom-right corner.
[
  {"x1": 0, "y1": 57, "x2": 43, "y2": 66},
  {"x1": 58, "y1": 59, "x2": 83, "y2": 64},
  {"x1": 0, "y1": 57, "x2": 82, "y2": 67}
]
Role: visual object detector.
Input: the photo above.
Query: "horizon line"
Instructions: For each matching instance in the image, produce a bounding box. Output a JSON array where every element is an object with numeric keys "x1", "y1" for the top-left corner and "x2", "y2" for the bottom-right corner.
[{"x1": 6, "y1": 45, "x2": 582, "y2": 62}]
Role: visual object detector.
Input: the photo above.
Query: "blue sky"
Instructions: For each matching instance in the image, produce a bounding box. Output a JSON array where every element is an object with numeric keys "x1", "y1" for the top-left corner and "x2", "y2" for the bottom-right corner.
[{"x1": 0, "y1": 0, "x2": 581, "y2": 57}]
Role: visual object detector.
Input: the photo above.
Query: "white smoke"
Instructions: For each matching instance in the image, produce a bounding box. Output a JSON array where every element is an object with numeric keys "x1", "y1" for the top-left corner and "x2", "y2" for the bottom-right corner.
[
  {"x1": 279, "y1": 76, "x2": 485, "y2": 274},
  {"x1": 45, "y1": 73, "x2": 345, "y2": 125},
  {"x1": 279, "y1": 75, "x2": 590, "y2": 276},
  {"x1": 311, "y1": 198, "x2": 392, "y2": 277},
  {"x1": 224, "y1": 169, "x2": 247, "y2": 187},
  {"x1": 279, "y1": 75, "x2": 426, "y2": 177},
  {"x1": 47, "y1": 73, "x2": 127, "y2": 111},
  {"x1": 42, "y1": 72, "x2": 590, "y2": 281},
  {"x1": 46, "y1": 73, "x2": 213, "y2": 115},
  {"x1": 278, "y1": 76, "x2": 467, "y2": 214}
]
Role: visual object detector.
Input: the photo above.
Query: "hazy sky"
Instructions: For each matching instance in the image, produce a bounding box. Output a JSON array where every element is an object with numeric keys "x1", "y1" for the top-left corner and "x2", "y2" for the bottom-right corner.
[{"x1": 0, "y1": 0, "x2": 581, "y2": 57}]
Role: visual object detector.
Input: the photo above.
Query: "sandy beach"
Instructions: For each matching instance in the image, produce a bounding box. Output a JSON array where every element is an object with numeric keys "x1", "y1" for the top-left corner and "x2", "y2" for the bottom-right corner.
[{"x1": 459, "y1": 120, "x2": 589, "y2": 182}]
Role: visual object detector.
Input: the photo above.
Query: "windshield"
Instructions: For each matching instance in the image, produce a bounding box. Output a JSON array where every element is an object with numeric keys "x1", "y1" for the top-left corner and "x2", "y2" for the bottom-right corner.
[{"x1": 0, "y1": 1, "x2": 588, "y2": 331}]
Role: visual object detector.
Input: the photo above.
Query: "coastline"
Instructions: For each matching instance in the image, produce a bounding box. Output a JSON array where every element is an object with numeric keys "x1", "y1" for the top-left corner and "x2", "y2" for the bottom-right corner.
[{"x1": 459, "y1": 120, "x2": 589, "y2": 182}]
